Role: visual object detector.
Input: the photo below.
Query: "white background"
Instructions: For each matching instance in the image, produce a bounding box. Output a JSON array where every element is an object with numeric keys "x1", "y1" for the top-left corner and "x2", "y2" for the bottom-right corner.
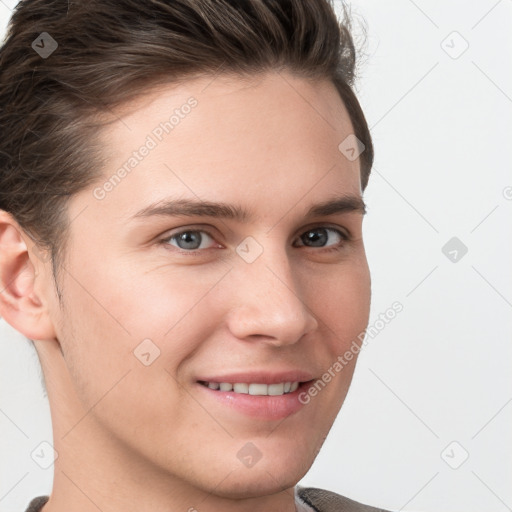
[{"x1": 1, "y1": 1, "x2": 511, "y2": 511}]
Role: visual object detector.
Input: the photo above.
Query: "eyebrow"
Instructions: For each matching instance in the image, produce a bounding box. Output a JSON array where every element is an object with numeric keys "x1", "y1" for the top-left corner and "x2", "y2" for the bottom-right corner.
[{"x1": 130, "y1": 194, "x2": 366, "y2": 222}]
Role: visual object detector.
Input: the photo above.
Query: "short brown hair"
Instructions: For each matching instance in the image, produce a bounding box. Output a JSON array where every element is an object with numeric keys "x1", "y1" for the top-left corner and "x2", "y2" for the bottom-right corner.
[{"x1": 0, "y1": 0, "x2": 373, "y2": 299}]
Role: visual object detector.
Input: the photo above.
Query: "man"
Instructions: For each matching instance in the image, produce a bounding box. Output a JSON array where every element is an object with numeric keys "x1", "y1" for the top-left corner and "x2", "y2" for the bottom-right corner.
[{"x1": 0, "y1": 0, "x2": 390, "y2": 510}]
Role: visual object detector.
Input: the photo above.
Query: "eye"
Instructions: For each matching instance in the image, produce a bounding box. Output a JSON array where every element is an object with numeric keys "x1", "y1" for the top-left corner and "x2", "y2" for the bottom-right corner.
[
  {"x1": 159, "y1": 226, "x2": 349, "y2": 255},
  {"x1": 160, "y1": 229, "x2": 219, "y2": 253},
  {"x1": 294, "y1": 227, "x2": 348, "y2": 252}
]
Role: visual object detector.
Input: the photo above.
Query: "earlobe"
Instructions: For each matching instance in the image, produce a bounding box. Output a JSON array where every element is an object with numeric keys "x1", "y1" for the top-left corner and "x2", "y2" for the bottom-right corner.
[{"x1": 0, "y1": 210, "x2": 57, "y2": 341}]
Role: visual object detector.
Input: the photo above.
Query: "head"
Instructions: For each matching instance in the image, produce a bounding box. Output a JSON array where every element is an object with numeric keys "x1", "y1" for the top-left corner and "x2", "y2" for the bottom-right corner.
[{"x1": 0, "y1": 0, "x2": 373, "y2": 504}]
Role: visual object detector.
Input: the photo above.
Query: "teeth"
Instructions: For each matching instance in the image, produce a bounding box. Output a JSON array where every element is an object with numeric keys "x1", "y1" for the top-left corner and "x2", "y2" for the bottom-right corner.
[
  {"x1": 249, "y1": 383, "x2": 267, "y2": 395},
  {"x1": 233, "y1": 383, "x2": 249, "y2": 394},
  {"x1": 202, "y1": 381, "x2": 300, "y2": 396},
  {"x1": 268, "y1": 383, "x2": 285, "y2": 395}
]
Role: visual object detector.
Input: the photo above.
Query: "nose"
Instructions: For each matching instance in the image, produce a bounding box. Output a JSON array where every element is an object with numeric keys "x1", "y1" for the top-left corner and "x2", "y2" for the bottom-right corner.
[{"x1": 225, "y1": 244, "x2": 319, "y2": 347}]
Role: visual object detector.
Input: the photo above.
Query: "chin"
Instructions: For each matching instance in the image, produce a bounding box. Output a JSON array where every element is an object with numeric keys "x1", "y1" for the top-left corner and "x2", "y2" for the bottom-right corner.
[
  {"x1": 210, "y1": 469, "x2": 302, "y2": 500},
  {"x1": 200, "y1": 452, "x2": 311, "y2": 500}
]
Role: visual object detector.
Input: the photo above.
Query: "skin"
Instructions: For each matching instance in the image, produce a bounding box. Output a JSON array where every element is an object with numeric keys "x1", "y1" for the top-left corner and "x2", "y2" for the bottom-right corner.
[{"x1": 0, "y1": 70, "x2": 371, "y2": 512}]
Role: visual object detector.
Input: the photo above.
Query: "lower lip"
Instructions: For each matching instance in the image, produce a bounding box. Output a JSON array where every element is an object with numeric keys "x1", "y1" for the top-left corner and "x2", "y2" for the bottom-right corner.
[{"x1": 196, "y1": 381, "x2": 314, "y2": 421}]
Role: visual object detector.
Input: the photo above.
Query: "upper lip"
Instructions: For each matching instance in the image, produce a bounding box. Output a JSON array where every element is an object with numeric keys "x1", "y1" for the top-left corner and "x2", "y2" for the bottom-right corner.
[{"x1": 196, "y1": 370, "x2": 315, "y2": 385}]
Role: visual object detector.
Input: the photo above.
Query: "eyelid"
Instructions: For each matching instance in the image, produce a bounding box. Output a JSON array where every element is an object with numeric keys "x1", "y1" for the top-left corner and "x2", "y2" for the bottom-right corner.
[
  {"x1": 157, "y1": 222, "x2": 216, "y2": 238},
  {"x1": 159, "y1": 223, "x2": 350, "y2": 241},
  {"x1": 299, "y1": 222, "x2": 351, "y2": 239}
]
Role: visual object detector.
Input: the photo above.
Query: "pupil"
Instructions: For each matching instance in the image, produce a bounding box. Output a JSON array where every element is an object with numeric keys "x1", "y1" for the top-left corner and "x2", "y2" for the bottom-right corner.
[
  {"x1": 305, "y1": 229, "x2": 326, "y2": 247},
  {"x1": 179, "y1": 231, "x2": 200, "y2": 249}
]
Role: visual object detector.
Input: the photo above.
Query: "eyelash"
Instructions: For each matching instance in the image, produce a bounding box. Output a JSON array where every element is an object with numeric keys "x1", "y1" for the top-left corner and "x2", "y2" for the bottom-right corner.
[{"x1": 158, "y1": 226, "x2": 350, "y2": 256}]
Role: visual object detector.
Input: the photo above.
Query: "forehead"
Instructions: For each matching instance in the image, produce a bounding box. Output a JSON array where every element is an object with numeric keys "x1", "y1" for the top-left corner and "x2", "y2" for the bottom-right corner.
[{"x1": 76, "y1": 71, "x2": 362, "y2": 224}]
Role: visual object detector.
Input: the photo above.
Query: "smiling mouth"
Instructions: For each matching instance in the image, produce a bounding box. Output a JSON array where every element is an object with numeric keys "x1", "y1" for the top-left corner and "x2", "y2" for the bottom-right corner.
[{"x1": 197, "y1": 380, "x2": 308, "y2": 396}]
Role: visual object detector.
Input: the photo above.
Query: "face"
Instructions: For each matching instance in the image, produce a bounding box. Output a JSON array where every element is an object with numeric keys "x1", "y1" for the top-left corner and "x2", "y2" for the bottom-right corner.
[{"x1": 37, "y1": 71, "x2": 371, "y2": 498}]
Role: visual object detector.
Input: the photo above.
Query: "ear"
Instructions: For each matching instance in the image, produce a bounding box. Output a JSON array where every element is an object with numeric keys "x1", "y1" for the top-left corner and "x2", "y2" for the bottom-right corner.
[{"x1": 0, "y1": 210, "x2": 57, "y2": 341}]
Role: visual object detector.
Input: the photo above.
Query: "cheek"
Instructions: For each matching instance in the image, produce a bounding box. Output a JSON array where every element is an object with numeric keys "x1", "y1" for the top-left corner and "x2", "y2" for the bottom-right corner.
[
  {"x1": 111, "y1": 255, "x2": 229, "y2": 323},
  {"x1": 52, "y1": 257, "x2": 180, "y2": 408},
  {"x1": 301, "y1": 262, "x2": 370, "y2": 425},
  {"x1": 56, "y1": 270, "x2": 197, "y2": 452},
  {"x1": 308, "y1": 258, "x2": 371, "y2": 344}
]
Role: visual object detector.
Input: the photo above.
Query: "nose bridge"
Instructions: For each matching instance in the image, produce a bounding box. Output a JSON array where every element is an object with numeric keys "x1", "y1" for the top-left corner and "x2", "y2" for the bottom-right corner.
[{"x1": 226, "y1": 236, "x2": 318, "y2": 344}]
